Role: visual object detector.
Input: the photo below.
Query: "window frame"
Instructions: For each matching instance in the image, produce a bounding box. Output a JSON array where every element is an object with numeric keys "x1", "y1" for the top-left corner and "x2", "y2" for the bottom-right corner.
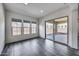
[
  {"x1": 31, "y1": 22, "x2": 37, "y2": 34},
  {"x1": 23, "y1": 20, "x2": 30, "y2": 35},
  {"x1": 11, "y1": 18, "x2": 22, "y2": 36}
]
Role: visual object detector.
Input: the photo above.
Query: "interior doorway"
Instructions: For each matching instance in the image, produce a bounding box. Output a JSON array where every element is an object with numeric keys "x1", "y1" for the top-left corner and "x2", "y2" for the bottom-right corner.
[{"x1": 45, "y1": 16, "x2": 68, "y2": 45}]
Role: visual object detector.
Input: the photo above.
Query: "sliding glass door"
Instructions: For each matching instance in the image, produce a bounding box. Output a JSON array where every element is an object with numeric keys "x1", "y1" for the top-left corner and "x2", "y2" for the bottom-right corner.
[
  {"x1": 54, "y1": 17, "x2": 68, "y2": 44},
  {"x1": 45, "y1": 16, "x2": 68, "y2": 45},
  {"x1": 46, "y1": 21, "x2": 54, "y2": 40}
]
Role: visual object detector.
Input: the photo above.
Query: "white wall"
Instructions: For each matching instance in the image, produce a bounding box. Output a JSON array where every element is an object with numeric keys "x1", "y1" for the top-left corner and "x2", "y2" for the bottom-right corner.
[
  {"x1": 5, "y1": 10, "x2": 39, "y2": 43},
  {"x1": 39, "y1": 4, "x2": 78, "y2": 49},
  {"x1": 0, "y1": 4, "x2": 5, "y2": 54}
]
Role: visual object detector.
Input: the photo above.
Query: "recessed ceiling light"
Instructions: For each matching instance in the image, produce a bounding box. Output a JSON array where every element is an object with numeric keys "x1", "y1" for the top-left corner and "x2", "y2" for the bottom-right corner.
[
  {"x1": 40, "y1": 10, "x2": 44, "y2": 13},
  {"x1": 24, "y1": 3, "x2": 28, "y2": 5}
]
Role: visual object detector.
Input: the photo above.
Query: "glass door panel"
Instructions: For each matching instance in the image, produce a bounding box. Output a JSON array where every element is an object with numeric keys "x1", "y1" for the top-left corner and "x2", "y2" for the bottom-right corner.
[
  {"x1": 54, "y1": 17, "x2": 68, "y2": 44},
  {"x1": 46, "y1": 21, "x2": 54, "y2": 40}
]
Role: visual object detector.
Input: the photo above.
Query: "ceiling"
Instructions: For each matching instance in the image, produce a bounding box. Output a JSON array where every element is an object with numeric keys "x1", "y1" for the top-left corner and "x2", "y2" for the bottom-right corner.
[
  {"x1": 4, "y1": 3, "x2": 67, "y2": 18},
  {"x1": 55, "y1": 17, "x2": 67, "y2": 22}
]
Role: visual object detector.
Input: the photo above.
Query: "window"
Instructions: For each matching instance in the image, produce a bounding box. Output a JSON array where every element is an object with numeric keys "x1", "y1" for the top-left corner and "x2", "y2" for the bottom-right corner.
[
  {"x1": 23, "y1": 20, "x2": 30, "y2": 34},
  {"x1": 31, "y1": 22, "x2": 37, "y2": 34},
  {"x1": 12, "y1": 18, "x2": 22, "y2": 36}
]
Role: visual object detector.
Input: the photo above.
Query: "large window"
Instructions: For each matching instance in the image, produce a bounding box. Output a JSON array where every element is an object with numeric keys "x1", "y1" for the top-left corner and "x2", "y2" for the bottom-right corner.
[
  {"x1": 31, "y1": 22, "x2": 37, "y2": 34},
  {"x1": 23, "y1": 20, "x2": 30, "y2": 34},
  {"x1": 12, "y1": 18, "x2": 22, "y2": 36}
]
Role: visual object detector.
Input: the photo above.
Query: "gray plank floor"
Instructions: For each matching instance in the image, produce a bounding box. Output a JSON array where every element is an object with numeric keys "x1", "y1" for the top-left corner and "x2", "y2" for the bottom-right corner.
[{"x1": 1, "y1": 38, "x2": 79, "y2": 56}]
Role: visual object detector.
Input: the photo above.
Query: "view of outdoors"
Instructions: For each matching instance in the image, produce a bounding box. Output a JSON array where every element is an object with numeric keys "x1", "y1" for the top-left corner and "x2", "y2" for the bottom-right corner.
[
  {"x1": 12, "y1": 20, "x2": 37, "y2": 36},
  {"x1": 12, "y1": 22, "x2": 22, "y2": 36},
  {"x1": 46, "y1": 17, "x2": 67, "y2": 44},
  {"x1": 23, "y1": 22, "x2": 30, "y2": 34},
  {"x1": 46, "y1": 22, "x2": 53, "y2": 40},
  {"x1": 57, "y1": 23, "x2": 67, "y2": 33},
  {"x1": 31, "y1": 23, "x2": 37, "y2": 34}
]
